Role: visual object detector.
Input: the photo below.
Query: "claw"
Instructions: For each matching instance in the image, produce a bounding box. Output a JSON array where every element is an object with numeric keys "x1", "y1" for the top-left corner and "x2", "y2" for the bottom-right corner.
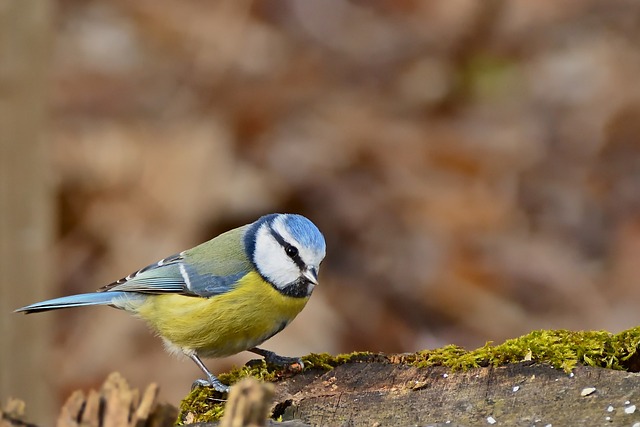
[{"x1": 191, "y1": 377, "x2": 230, "y2": 393}]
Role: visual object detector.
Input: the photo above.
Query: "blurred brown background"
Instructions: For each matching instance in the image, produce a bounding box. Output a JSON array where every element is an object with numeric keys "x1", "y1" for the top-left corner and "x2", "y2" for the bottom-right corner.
[{"x1": 3, "y1": 0, "x2": 640, "y2": 422}]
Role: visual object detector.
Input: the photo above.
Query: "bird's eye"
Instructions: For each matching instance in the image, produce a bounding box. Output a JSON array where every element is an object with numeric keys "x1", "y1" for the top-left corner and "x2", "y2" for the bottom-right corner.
[{"x1": 285, "y1": 244, "x2": 299, "y2": 258}]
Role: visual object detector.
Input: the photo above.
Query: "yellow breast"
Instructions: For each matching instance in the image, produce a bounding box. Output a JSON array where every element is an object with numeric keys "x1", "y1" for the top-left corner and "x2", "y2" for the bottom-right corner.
[{"x1": 134, "y1": 271, "x2": 309, "y2": 357}]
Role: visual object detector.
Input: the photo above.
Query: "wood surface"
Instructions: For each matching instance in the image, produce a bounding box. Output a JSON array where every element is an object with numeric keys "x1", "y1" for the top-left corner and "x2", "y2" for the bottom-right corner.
[
  {"x1": 3, "y1": 360, "x2": 640, "y2": 426},
  {"x1": 271, "y1": 361, "x2": 640, "y2": 426}
]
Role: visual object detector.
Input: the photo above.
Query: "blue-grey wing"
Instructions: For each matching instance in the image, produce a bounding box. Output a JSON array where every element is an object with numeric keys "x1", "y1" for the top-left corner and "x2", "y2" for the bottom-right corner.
[{"x1": 98, "y1": 252, "x2": 250, "y2": 298}]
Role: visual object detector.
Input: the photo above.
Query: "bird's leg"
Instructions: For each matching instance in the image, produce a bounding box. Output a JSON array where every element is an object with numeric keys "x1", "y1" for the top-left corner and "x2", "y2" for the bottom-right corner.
[
  {"x1": 249, "y1": 347, "x2": 304, "y2": 370},
  {"x1": 189, "y1": 353, "x2": 230, "y2": 393}
]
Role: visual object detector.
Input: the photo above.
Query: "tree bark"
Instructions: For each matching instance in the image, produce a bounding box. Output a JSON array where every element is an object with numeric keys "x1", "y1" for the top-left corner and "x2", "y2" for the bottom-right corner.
[{"x1": 270, "y1": 361, "x2": 640, "y2": 426}]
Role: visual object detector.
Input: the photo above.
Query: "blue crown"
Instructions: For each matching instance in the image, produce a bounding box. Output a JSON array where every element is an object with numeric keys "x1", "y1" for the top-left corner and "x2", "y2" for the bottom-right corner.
[
  {"x1": 245, "y1": 213, "x2": 325, "y2": 256},
  {"x1": 282, "y1": 214, "x2": 326, "y2": 253}
]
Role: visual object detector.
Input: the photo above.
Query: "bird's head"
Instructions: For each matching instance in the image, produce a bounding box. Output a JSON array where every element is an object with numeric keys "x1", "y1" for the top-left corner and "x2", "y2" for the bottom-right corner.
[{"x1": 246, "y1": 213, "x2": 326, "y2": 298}]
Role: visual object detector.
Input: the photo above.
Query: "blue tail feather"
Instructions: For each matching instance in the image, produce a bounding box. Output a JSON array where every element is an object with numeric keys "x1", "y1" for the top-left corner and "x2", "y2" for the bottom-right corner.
[{"x1": 15, "y1": 292, "x2": 127, "y2": 314}]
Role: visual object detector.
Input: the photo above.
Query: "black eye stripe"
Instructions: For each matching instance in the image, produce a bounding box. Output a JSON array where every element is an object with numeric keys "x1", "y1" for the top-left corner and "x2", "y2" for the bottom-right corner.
[{"x1": 269, "y1": 227, "x2": 305, "y2": 270}]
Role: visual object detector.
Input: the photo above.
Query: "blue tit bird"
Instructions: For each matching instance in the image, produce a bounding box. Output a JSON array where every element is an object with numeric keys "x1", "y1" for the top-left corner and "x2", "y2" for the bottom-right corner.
[{"x1": 16, "y1": 213, "x2": 326, "y2": 393}]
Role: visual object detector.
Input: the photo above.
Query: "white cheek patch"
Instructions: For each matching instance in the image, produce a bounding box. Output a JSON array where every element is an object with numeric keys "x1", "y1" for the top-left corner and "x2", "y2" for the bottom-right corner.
[{"x1": 253, "y1": 224, "x2": 300, "y2": 289}]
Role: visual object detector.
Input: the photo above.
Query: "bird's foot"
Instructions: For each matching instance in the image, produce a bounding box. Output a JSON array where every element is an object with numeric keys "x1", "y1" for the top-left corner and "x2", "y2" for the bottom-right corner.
[
  {"x1": 191, "y1": 376, "x2": 230, "y2": 393},
  {"x1": 264, "y1": 353, "x2": 305, "y2": 370},
  {"x1": 188, "y1": 353, "x2": 230, "y2": 393},
  {"x1": 249, "y1": 348, "x2": 304, "y2": 371}
]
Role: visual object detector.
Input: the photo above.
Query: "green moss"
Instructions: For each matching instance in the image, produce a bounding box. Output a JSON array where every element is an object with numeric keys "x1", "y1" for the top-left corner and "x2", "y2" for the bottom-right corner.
[
  {"x1": 177, "y1": 386, "x2": 226, "y2": 425},
  {"x1": 408, "y1": 328, "x2": 640, "y2": 372},
  {"x1": 177, "y1": 327, "x2": 640, "y2": 424},
  {"x1": 176, "y1": 360, "x2": 287, "y2": 424},
  {"x1": 302, "y1": 351, "x2": 377, "y2": 370}
]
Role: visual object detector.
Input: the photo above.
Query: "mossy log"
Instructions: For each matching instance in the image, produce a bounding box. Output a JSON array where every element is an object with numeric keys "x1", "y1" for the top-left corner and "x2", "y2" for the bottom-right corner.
[
  {"x1": 180, "y1": 327, "x2": 640, "y2": 426},
  {"x1": 4, "y1": 328, "x2": 640, "y2": 426}
]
